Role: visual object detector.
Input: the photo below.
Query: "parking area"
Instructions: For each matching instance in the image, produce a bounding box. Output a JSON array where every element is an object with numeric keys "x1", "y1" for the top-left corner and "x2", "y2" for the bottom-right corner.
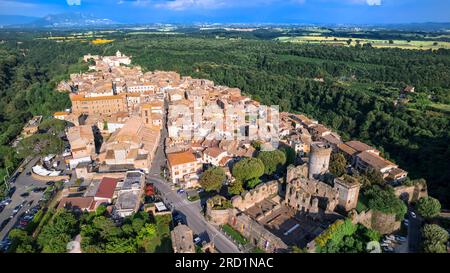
[
  {"x1": 381, "y1": 234, "x2": 408, "y2": 253},
  {"x1": 0, "y1": 157, "x2": 53, "y2": 249}
]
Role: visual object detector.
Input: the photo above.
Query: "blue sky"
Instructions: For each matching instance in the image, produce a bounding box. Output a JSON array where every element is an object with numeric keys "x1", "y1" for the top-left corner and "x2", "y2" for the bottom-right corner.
[{"x1": 0, "y1": 0, "x2": 449, "y2": 24}]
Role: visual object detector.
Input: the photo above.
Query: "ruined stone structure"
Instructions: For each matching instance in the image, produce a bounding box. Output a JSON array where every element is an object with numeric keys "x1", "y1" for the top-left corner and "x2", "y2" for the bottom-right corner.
[
  {"x1": 231, "y1": 180, "x2": 280, "y2": 211},
  {"x1": 348, "y1": 209, "x2": 401, "y2": 235},
  {"x1": 285, "y1": 177, "x2": 339, "y2": 213},
  {"x1": 229, "y1": 211, "x2": 288, "y2": 253},
  {"x1": 286, "y1": 164, "x2": 308, "y2": 183},
  {"x1": 308, "y1": 142, "x2": 332, "y2": 179},
  {"x1": 334, "y1": 177, "x2": 361, "y2": 212}
]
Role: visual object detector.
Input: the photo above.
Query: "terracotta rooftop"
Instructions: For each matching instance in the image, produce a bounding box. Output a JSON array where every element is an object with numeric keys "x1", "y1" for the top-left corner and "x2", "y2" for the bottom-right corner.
[
  {"x1": 204, "y1": 147, "x2": 226, "y2": 158},
  {"x1": 95, "y1": 177, "x2": 119, "y2": 199},
  {"x1": 167, "y1": 151, "x2": 197, "y2": 166},
  {"x1": 345, "y1": 140, "x2": 378, "y2": 153},
  {"x1": 338, "y1": 143, "x2": 357, "y2": 156},
  {"x1": 58, "y1": 197, "x2": 95, "y2": 210},
  {"x1": 357, "y1": 151, "x2": 397, "y2": 171}
]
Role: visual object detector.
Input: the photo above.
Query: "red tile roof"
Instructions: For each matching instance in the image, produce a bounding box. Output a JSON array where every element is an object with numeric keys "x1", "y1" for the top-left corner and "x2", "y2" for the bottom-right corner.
[{"x1": 95, "y1": 177, "x2": 119, "y2": 199}]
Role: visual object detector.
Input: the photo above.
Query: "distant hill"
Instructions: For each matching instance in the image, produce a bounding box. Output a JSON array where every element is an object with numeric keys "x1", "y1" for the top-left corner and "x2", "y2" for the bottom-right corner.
[
  {"x1": 381, "y1": 22, "x2": 450, "y2": 32},
  {"x1": 6, "y1": 12, "x2": 120, "y2": 28},
  {"x1": 0, "y1": 15, "x2": 39, "y2": 26}
]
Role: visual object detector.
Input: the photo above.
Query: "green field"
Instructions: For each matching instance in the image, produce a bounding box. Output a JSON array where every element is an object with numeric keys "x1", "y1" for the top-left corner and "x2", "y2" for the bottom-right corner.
[{"x1": 276, "y1": 35, "x2": 450, "y2": 50}]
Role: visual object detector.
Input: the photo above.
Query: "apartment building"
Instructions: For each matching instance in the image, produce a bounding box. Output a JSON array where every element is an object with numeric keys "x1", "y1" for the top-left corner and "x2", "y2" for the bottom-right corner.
[{"x1": 167, "y1": 151, "x2": 202, "y2": 188}]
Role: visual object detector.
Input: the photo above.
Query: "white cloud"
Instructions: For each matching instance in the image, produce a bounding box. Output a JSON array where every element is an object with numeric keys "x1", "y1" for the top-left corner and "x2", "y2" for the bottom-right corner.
[
  {"x1": 66, "y1": 0, "x2": 81, "y2": 6},
  {"x1": 366, "y1": 0, "x2": 381, "y2": 5}
]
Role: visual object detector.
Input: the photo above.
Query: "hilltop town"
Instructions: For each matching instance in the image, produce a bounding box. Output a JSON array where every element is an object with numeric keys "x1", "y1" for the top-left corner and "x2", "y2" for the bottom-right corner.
[{"x1": 0, "y1": 51, "x2": 445, "y2": 254}]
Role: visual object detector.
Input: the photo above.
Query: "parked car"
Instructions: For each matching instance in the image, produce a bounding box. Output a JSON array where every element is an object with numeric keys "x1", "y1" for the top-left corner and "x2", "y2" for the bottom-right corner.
[
  {"x1": 193, "y1": 235, "x2": 202, "y2": 245},
  {"x1": 0, "y1": 238, "x2": 11, "y2": 252},
  {"x1": 32, "y1": 187, "x2": 46, "y2": 193},
  {"x1": 9, "y1": 173, "x2": 19, "y2": 183},
  {"x1": 0, "y1": 205, "x2": 5, "y2": 213},
  {"x1": 12, "y1": 204, "x2": 23, "y2": 215},
  {"x1": 0, "y1": 218, "x2": 11, "y2": 231},
  {"x1": 7, "y1": 187, "x2": 16, "y2": 197},
  {"x1": 20, "y1": 192, "x2": 30, "y2": 198},
  {"x1": 410, "y1": 212, "x2": 417, "y2": 218},
  {"x1": 396, "y1": 236, "x2": 407, "y2": 242},
  {"x1": 196, "y1": 188, "x2": 205, "y2": 193},
  {"x1": 177, "y1": 189, "x2": 185, "y2": 194},
  {"x1": 0, "y1": 198, "x2": 11, "y2": 206},
  {"x1": 26, "y1": 171, "x2": 32, "y2": 176},
  {"x1": 46, "y1": 181, "x2": 55, "y2": 186}
]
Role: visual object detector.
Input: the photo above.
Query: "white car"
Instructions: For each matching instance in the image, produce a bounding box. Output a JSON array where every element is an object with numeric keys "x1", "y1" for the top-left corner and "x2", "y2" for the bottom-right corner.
[
  {"x1": 193, "y1": 235, "x2": 202, "y2": 245},
  {"x1": 410, "y1": 212, "x2": 417, "y2": 218}
]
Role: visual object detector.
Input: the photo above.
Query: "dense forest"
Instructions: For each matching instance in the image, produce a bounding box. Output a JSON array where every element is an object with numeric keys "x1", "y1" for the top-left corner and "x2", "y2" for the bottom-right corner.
[{"x1": 0, "y1": 30, "x2": 449, "y2": 207}]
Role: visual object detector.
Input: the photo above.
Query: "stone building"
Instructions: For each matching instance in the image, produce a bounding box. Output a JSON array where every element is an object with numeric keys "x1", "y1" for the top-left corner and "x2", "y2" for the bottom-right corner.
[
  {"x1": 334, "y1": 176, "x2": 361, "y2": 212},
  {"x1": 70, "y1": 94, "x2": 128, "y2": 116},
  {"x1": 171, "y1": 224, "x2": 195, "y2": 253},
  {"x1": 308, "y1": 142, "x2": 332, "y2": 179},
  {"x1": 285, "y1": 177, "x2": 339, "y2": 213}
]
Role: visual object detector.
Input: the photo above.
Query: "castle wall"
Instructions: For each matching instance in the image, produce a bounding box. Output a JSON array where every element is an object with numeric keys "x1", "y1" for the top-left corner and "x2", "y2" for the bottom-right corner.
[{"x1": 231, "y1": 180, "x2": 279, "y2": 211}]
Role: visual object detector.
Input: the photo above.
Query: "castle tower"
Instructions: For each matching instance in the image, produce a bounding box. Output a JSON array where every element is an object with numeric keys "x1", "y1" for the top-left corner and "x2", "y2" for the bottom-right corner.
[
  {"x1": 308, "y1": 142, "x2": 332, "y2": 179},
  {"x1": 334, "y1": 177, "x2": 361, "y2": 212}
]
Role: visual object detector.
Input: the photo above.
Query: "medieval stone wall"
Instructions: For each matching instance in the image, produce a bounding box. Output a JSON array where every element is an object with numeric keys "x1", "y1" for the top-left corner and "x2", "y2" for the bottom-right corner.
[
  {"x1": 231, "y1": 180, "x2": 280, "y2": 211},
  {"x1": 394, "y1": 184, "x2": 428, "y2": 203},
  {"x1": 349, "y1": 209, "x2": 401, "y2": 235},
  {"x1": 229, "y1": 211, "x2": 288, "y2": 253},
  {"x1": 285, "y1": 177, "x2": 339, "y2": 212}
]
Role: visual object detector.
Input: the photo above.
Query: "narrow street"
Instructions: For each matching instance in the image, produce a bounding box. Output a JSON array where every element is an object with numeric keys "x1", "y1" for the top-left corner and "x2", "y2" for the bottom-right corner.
[{"x1": 147, "y1": 99, "x2": 241, "y2": 253}]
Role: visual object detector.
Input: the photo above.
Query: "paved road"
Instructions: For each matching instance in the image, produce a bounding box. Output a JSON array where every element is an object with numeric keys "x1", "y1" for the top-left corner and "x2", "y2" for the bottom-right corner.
[
  {"x1": 149, "y1": 174, "x2": 240, "y2": 253},
  {"x1": 408, "y1": 212, "x2": 422, "y2": 253},
  {"x1": 0, "y1": 157, "x2": 47, "y2": 240},
  {"x1": 147, "y1": 98, "x2": 240, "y2": 253}
]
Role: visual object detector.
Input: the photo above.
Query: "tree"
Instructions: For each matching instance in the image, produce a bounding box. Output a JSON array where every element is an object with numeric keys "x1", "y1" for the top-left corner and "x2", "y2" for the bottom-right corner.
[
  {"x1": 256, "y1": 150, "x2": 286, "y2": 175},
  {"x1": 8, "y1": 228, "x2": 36, "y2": 253},
  {"x1": 232, "y1": 158, "x2": 264, "y2": 182},
  {"x1": 329, "y1": 153, "x2": 347, "y2": 177},
  {"x1": 136, "y1": 223, "x2": 160, "y2": 253},
  {"x1": 416, "y1": 197, "x2": 441, "y2": 219},
  {"x1": 199, "y1": 166, "x2": 226, "y2": 192},
  {"x1": 422, "y1": 224, "x2": 449, "y2": 253},
  {"x1": 364, "y1": 169, "x2": 385, "y2": 187},
  {"x1": 364, "y1": 185, "x2": 407, "y2": 221},
  {"x1": 246, "y1": 177, "x2": 262, "y2": 189},
  {"x1": 280, "y1": 146, "x2": 296, "y2": 166},
  {"x1": 37, "y1": 209, "x2": 79, "y2": 253},
  {"x1": 228, "y1": 180, "x2": 244, "y2": 196},
  {"x1": 38, "y1": 118, "x2": 67, "y2": 134}
]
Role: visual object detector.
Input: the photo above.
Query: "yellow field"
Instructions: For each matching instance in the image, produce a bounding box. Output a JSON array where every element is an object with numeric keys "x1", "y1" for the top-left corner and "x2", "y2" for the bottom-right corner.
[
  {"x1": 276, "y1": 36, "x2": 450, "y2": 50},
  {"x1": 91, "y1": 39, "x2": 114, "y2": 45}
]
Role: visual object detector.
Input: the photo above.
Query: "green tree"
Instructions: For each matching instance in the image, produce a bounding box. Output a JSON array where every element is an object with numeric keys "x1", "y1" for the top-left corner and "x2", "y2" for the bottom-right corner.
[
  {"x1": 364, "y1": 185, "x2": 407, "y2": 221},
  {"x1": 246, "y1": 177, "x2": 262, "y2": 189},
  {"x1": 232, "y1": 158, "x2": 264, "y2": 182},
  {"x1": 37, "y1": 209, "x2": 78, "y2": 253},
  {"x1": 8, "y1": 228, "x2": 36, "y2": 253},
  {"x1": 422, "y1": 224, "x2": 449, "y2": 253},
  {"x1": 199, "y1": 166, "x2": 226, "y2": 192},
  {"x1": 416, "y1": 197, "x2": 441, "y2": 219},
  {"x1": 136, "y1": 223, "x2": 160, "y2": 252},
  {"x1": 280, "y1": 146, "x2": 296, "y2": 167},
  {"x1": 256, "y1": 150, "x2": 286, "y2": 175},
  {"x1": 228, "y1": 180, "x2": 244, "y2": 196},
  {"x1": 329, "y1": 153, "x2": 347, "y2": 177}
]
